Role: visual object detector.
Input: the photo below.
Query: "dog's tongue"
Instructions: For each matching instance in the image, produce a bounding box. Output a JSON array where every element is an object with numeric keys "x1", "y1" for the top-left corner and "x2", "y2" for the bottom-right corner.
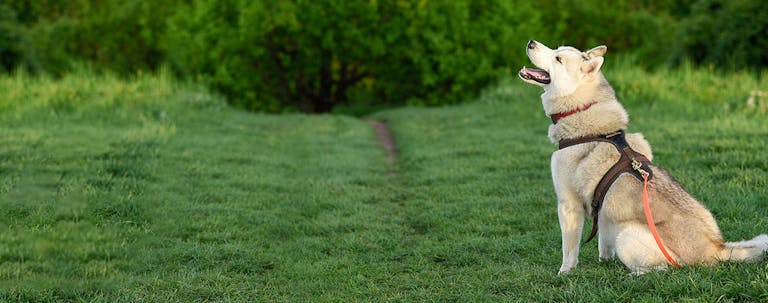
[{"x1": 519, "y1": 67, "x2": 551, "y2": 84}]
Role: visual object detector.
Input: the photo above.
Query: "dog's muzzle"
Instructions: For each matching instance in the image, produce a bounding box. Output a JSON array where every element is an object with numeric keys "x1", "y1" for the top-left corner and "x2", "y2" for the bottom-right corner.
[{"x1": 519, "y1": 67, "x2": 551, "y2": 84}]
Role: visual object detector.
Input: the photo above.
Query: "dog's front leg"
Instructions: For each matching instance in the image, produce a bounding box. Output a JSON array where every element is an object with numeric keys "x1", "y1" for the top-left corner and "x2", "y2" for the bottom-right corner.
[
  {"x1": 558, "y1": 198, "x2": 585, "y2": 274},
  {"x1": 598, "y1": 216, "x2": 618, "y2": 260}
]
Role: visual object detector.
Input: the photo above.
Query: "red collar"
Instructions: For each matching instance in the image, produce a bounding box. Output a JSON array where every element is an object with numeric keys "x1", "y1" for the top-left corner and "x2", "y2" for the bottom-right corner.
[{"x1": 550, "y1": 102, "x2": 596, "y2": 124}]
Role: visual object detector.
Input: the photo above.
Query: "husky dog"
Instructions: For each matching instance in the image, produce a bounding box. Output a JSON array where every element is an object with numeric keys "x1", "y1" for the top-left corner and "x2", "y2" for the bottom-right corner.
[{"x1": 519, "y1": 40, "x2": 768, "y2": 274}]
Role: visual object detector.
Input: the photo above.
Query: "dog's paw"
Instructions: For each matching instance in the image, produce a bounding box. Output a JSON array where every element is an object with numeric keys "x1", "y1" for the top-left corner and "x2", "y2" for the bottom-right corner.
[
  {"x1": 558, "y1": 259, "x2": 579, "y2": 275},
  {"x1": 629, "y1": 265, "x2": 667, "y2": 276},
  {"x1": 558, "y1": 265, "x2": 575, "y2": 275},
  {"x1": 599, "y1": 247, "x2": 616, "y2": 260}
]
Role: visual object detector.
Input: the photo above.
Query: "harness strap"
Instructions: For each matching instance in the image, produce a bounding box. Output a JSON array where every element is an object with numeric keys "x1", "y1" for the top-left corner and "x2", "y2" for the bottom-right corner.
[{"x1": 558, "y1": 130, "x2": 654, "y2": 243}]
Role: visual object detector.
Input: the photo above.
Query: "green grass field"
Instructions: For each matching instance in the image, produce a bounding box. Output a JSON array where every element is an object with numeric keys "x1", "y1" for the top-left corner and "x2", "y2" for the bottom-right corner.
[{"x1": 0, "y1": 65, "x2": 767, "y2": 302}]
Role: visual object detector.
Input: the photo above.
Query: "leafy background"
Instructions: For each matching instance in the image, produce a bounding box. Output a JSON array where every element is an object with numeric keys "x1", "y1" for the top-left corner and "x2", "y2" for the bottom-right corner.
[{"x1": 2, "y1": 0, "x2": 766, "y2": 113}]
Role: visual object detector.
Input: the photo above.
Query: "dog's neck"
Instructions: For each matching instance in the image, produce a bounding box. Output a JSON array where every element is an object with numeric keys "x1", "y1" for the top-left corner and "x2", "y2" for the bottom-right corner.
[{"x1": 544, "y1": 76, "x2": 629, "y2": 144}]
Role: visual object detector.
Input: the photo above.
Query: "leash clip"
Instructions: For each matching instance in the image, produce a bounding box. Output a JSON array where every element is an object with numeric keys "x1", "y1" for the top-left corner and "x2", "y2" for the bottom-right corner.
[{"x1": 631, "y1": 159, "x2": 649, "y2": 177}]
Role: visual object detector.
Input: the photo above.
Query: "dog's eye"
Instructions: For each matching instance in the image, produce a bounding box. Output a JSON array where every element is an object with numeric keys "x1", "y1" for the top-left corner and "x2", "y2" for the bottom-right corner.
[{"x1": 556, "y1": 56, "x2": 563, "y2": 64}]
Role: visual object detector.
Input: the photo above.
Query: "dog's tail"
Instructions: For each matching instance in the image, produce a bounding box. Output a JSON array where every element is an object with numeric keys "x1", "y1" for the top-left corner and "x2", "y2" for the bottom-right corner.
[{"x1": 719, "y1": 234, "x2": 768, "y2": 261}]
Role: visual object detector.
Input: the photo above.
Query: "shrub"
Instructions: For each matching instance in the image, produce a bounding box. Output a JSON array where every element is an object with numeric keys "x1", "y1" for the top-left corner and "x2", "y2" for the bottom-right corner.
[
  {"x1": 4, "y1": 0, "x2": 767, "y2": 113},
  {"x1": 2, "y1": 0, "x2": 176, "y2": 75},
  {"x1": 672, "y1": 0, "x2": 768, "y2": 70},
  {"x1": 0, "y1": 4, "x2": 35, "y2": 72},
  {"x1": 163, "y1": 0, "x2": 542, "y2": 113},
  {"x1": 532, "y1": 0, "x2": 680, "y2": 68}
]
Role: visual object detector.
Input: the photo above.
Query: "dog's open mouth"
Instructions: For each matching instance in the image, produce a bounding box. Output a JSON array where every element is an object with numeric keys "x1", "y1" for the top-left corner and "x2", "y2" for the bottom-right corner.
[{"x1": 519, "y1": 67, "x2": 551, "y2": 84}]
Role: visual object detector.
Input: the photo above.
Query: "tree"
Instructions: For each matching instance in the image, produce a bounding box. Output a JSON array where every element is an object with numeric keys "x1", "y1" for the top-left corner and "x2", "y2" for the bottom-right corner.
[{"x1": 163, "y1": 0, "x2": 540, "y2": 113}]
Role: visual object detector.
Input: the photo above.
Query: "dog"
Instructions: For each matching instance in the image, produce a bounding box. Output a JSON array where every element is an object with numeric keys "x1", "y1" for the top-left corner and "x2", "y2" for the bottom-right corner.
[{"x1": 518, "y1": 40, "x2": 768, "y2": 274}]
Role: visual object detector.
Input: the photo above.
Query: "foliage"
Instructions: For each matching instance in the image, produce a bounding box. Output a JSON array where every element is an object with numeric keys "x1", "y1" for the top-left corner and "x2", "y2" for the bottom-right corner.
[
  {"x1": 163, "y1": 0, "x2": 540, "y2": 112},
  {"x1": 1, "y1": 0, "x2": 176, "y2": 75},
  {"x1": 57, "y1": 1, "x2": 176, "y2": 74},
  {"x1": 0, "y1": 4, "x2": 33, "y2": 72},
  {"x1": 532, "y1": 0, "x2": 684, "y2": 67},
  {"x1": 671, "y1": 0, "x2": 768, "y2": 69},
  {"x1": 1, "y1": 0, "x2": 767, "y2": 113}
]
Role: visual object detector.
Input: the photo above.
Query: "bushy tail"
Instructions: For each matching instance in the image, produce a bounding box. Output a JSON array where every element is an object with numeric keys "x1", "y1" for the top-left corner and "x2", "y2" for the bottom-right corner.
[{"x1": 720, "y1": 234, "x2": 768, "y2": 261}]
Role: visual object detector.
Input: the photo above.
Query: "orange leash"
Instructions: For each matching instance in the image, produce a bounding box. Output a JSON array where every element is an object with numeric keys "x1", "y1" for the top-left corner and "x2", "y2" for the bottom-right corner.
[{"x1": 641, "y1": 172, "x2": 681, "y2": 267}]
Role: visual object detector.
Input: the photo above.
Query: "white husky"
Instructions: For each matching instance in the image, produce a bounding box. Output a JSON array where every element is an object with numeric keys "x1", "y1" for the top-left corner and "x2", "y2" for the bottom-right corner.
[{"x1": 519, "y1": 40, "x2": 768, "y2": 274}]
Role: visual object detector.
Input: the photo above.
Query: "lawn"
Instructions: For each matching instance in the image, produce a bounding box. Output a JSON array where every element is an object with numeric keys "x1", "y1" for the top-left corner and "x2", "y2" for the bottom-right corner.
[{"x1": 0, "y1": 65, "x2": 767, "y2": 302}]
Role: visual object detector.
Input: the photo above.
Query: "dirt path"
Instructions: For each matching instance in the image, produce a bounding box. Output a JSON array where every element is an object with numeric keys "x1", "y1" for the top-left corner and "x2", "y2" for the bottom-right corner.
[{"x1": 367, "y1": 120, "x2": 398, "y2": 176}]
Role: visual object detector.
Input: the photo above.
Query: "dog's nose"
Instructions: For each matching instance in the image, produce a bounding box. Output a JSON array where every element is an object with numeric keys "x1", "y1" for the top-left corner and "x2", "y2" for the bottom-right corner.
[{"x1": 527, "y1": 40, "x2": 536, "y2": 49}]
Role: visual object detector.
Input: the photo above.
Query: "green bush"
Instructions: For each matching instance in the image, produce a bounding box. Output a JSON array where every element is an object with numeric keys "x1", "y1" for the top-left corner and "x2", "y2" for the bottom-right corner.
[
  {"x1": 56, "y1": 1, "x2": 174, "y2": 74},
  {"x1": 2, "y1": 0, "x2": 176, "y2": 75},
  {"x1": 0, "y1": 4, "x2": 35, "y2": 72},
  {"x1": 672, "y1": 0, "x2": 768, "y2": 69},
  {"x1": 163, "y1": 0, "x2": 542, "y2": 113},
  {"x1": 532, "y1": 0, "x2": 680, "y2": 67},
  {"x1": 3, "y1": 0, "x2": 767, "y2": 113}
]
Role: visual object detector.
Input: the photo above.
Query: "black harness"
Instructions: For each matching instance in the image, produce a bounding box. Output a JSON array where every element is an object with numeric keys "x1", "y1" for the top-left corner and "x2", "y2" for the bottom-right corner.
[{"x1": 558, "y1": 130, "x2": 654, "y2": 243}]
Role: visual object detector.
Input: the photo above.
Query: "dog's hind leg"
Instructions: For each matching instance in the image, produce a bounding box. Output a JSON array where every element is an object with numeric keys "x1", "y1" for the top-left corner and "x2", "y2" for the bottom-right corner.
[{"x1": 616, "y1": 224, "x2": 672, "y2": 275}]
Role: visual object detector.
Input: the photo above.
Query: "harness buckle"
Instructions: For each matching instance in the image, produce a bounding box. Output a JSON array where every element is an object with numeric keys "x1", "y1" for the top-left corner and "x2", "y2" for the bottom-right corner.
[{"x1": 631, "y1": 159, "x2": 649, "y2": 177}]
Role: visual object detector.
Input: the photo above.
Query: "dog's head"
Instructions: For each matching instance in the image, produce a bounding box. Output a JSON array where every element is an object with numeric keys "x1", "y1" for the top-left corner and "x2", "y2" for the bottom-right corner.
[{"x1": 519, "y1": 40, "x2": 607, "y2": 97}]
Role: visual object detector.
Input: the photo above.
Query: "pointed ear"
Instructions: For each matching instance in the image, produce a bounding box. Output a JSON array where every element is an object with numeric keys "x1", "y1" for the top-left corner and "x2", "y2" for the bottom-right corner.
[
  {"x1": 586, "y1": 45, "x2": 607, "y2": 58},
  {"x1": 581, "y1": 56, "x2": 604, "y2": 74}
]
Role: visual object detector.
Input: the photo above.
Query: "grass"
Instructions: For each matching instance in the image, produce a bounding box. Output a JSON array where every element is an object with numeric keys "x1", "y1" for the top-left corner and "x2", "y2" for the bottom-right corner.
[{"x1": 0, "y1": 65, "x2": 767, "y2": 302}]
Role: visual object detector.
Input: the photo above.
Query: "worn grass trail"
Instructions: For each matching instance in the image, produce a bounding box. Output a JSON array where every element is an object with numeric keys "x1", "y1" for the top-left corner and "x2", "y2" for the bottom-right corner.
[
  {"x1": 0, "y1": 72, "x2": 404, "y2": 301},
  {"x1": 0, "y1": 65, "x2": 767, "y2": 301}
]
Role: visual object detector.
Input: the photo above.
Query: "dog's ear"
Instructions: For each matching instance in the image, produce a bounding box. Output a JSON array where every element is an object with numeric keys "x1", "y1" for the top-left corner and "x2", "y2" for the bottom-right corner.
[
  {"x1": 586, "y1": 45, "x2": 607, "y2": 58},
  {"x1": 581, "y1": 56, "x2": 604, "y2": 75}
]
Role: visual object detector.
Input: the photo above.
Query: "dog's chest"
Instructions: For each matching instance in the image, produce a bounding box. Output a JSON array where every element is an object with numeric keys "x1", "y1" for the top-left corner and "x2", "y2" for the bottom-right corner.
[{"x1": 551, "y1": 143, "x2": 621, "y2": 206}]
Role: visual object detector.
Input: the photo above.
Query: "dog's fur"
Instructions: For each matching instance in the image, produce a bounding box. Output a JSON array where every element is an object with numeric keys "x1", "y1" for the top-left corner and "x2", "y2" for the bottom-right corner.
[{"x1": 519, "y1": 40, "x2": 768, "y2": 274}]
